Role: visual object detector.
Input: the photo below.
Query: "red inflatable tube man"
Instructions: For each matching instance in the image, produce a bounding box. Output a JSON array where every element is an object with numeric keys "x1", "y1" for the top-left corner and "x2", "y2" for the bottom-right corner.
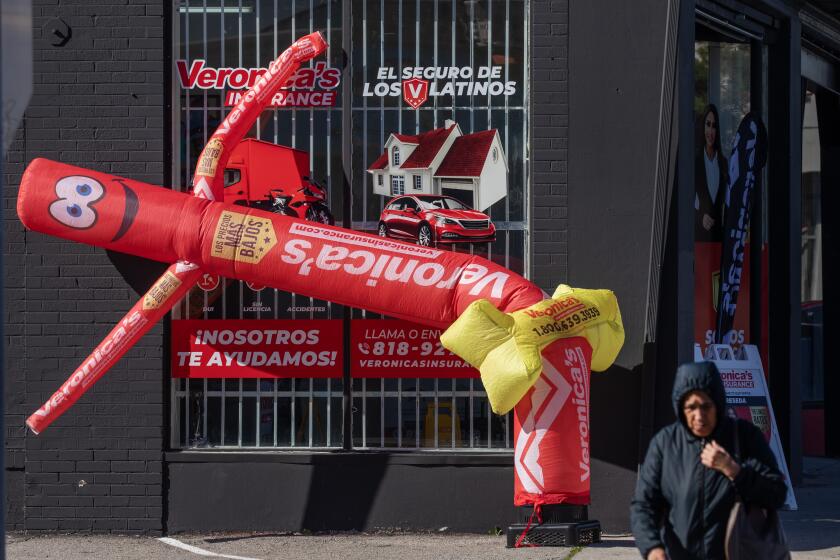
[
  {"x1": 16, "y1": 31, "x2": 625, "y2": 512},
  {"x1": 18, "y1": 158, "x2": 623, "y2": 509}
]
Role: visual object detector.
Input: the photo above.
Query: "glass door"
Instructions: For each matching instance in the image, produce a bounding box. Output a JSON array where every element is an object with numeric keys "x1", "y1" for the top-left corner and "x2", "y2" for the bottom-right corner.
[{"x1": 692, "y1": 16, "x2": 768, "y2": 353}]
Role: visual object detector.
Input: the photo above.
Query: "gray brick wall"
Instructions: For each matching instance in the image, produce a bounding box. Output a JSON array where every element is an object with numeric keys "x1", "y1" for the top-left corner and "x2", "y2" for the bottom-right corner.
[
  {"x1": 4, "y1": 0, "x2": 166, "y2": 533},
  {"x1": 530, "y1": 0, "x2": 569, "y2": 292}
]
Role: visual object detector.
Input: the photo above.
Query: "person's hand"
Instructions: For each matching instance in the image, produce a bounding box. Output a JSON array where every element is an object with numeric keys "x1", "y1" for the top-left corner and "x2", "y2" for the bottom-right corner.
[
  {"x1": 647, "y1": 547, "x2": 668, "y2": 560},
  {"x1": 702, "y1": 213, "x2": 714, "y2": 230},
  {"x1": 701, "y1": 440, "x2": 741, "y2": 480}
]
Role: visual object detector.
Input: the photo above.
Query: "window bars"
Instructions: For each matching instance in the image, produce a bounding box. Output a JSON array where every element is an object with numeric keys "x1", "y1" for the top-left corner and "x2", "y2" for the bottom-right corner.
[{"x1": 173, "y1": 0, "x2": 527, "y2": 451}]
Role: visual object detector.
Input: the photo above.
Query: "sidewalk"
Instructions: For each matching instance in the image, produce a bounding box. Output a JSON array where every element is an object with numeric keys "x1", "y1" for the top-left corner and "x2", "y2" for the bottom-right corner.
[
  {"x1": 576, "y1": 456, "x2": 840, "y2": 559},
  {"x1": 7, "y1": 458, "x2": 839, "y2": 560}
]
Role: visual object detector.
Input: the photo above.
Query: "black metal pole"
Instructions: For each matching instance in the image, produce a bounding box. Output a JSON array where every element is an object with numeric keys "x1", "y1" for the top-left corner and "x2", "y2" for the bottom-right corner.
[
  {"x1": 0, "y1": 12, "x2": 6, "y2": 555},
  {"x1": 749, "y1": 39, "x2": 764, "y2": 352},
  {"x1": 341, "y1": 0, "x2": 353, "y2": 451}
]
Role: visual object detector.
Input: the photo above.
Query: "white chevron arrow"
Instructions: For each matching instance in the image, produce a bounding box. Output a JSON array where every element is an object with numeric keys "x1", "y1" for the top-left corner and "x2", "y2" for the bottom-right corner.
[
  {"x1": 192, "y1": 176, "x2": 215, "y2": 201},
  {"x1": 175, "y1": 260, "x2": 200, "y2": 273},
  {"x1": 515, "y1": 355, "x2": 573, "y2": 494}
]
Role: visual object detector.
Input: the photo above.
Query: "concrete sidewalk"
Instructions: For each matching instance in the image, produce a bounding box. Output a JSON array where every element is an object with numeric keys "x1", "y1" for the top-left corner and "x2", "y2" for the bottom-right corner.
[
  {"x1": 7, "y1": 458, "x2": 839, "y2": 560},
  {"x1": 576, "y1": 456, "x2": 840, "y2": 559}
]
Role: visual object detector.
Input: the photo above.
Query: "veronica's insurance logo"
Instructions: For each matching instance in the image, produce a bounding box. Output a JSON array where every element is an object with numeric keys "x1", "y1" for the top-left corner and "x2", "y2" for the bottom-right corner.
[{"x1": 402, "y1": 78, "x2": 429, "y2": 109}]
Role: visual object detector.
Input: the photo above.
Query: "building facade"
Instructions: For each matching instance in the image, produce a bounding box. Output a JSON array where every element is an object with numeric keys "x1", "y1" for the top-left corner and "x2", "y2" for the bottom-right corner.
[{"x1": 3, "y1": 0, "x2": 838, "y2": 535}]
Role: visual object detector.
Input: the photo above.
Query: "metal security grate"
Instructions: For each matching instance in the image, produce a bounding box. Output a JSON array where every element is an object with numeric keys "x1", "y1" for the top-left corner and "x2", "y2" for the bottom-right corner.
[
  {"x1": 173, "y1": 376, "x2": 512, "y2": 450},
  {"x1": 351, "y1": 377, "x2": 512, "y2": 449},
  {"x1": 172, "y1": 0, "x2": 526, "y2": 451},
  {"x1": 173, "y1": 378, "x2": 344, "y2": 448}
]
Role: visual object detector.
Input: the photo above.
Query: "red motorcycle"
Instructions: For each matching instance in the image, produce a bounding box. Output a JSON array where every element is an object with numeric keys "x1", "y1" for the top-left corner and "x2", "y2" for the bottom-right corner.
[{"x1": 267, "y1": 176, "x2": 334, "y2": 225}]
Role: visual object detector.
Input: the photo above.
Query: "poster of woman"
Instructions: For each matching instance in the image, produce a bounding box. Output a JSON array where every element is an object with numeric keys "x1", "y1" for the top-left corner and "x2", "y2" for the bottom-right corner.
[{"x1": 694, "y1": 104, "x2": 728, "y2": 242}]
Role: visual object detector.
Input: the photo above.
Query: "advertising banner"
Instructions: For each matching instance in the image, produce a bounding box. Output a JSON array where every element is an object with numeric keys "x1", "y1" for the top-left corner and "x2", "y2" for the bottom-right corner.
[
  {"x1": 171, "y1": 319, "x2": 343, "y2": 378},
  {"x1": 350, "y1": 319, "x2": 477, "y2": 378},
  {"x1": 694, "y1": 242, "x2": 750, "y2": 347},
  {"x1": 168, "y1": 2, "x2": 534, "y2": 457},
  {"x1": 695, "y1": 344, "x2": 797, "y2": 510},
  {"x1": 693, "y1": 42, "x2": 768, "y2": 353},
  {"x1": 175, "y1": 1, "x2": 528, "y2": 381},
  {"x1": 714, "y1": 114, "x2": 767, "y2": 343},
  {"x1": 177, "y1": 59, "x2": 341, "y2": 107}
]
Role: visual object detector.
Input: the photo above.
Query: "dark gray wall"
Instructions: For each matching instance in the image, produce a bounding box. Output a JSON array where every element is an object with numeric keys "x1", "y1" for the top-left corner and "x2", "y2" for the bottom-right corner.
[
  {"x1": 531, "y1": 0, "x2": 569, "y2": 290},
  {"x1": 3, "y1": 0, "x2": 166, "y2": 533},
  {"x1": 568, "y1": 1, "x2": 671, "y2": 369},
  {"x1": 167, "y1": 453, "x2": 517, "y2": 533},
  {"x1": 568, "y1": 0, "x2": 677, "y2": 532}
]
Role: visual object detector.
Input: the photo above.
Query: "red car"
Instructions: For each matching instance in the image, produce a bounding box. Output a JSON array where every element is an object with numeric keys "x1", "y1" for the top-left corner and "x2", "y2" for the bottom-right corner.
[{"x1": 378, "y1": 194, "x2": 496, "y2": 246}]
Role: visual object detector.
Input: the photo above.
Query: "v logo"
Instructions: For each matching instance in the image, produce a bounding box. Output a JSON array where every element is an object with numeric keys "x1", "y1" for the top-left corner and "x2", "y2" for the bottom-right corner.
[{"x1": 402, "y1": 78, "x2": 429, "y2": 109}]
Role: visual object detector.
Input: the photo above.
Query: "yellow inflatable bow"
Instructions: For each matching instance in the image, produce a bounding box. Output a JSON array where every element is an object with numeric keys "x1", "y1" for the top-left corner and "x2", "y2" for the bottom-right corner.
[{"x1": 441, "y1": 285, "x2": 624, "y2": 414}]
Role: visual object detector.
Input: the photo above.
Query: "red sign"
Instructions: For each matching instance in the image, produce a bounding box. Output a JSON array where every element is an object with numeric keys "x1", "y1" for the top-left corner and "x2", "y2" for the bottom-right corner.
[
  {"x1": 177, "y1": 60, "x2": 341, "y2": 91},
  {"x1": 223, "y1": 90, "x2": 337, "y2": 108},
  {"x1": 694, "y1": 242, "x2": 750, "y2": 347},
  {"x1": 402, "y1": 78, "x2": 429, "y2": 109},
  {"x1": 197, "y1": 272, "x2": 220, "y2": 292},
  {"x1": 350, "y1": 319, "x2": 478, "y2": 378},
  {"x1": 171, "y1": 319, "x2": 343, "y2": 378},
  {"x1": 177, "y1": 59, "x2": 341, "y2": 108}
]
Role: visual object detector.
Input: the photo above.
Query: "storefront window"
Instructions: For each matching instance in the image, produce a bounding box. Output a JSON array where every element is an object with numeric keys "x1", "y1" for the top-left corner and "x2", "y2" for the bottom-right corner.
[
  {"x1": 173, "y1": 0, "x2": 347, "y2": 449},
  {"x1": 693, "y1": 22, "x2": 767, "y2": 352},
  {"x1": 348, "y1": 0, "x2": 526, "y2": 450},
  {"x1": 172, "y1": 0, "x2": 526, "y2": 451}
]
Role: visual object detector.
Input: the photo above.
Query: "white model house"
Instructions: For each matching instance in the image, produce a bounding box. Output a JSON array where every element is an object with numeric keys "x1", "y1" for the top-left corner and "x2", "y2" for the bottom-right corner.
[{"x1": 367, "y1": 119, "x2": 508, "y2": 211}]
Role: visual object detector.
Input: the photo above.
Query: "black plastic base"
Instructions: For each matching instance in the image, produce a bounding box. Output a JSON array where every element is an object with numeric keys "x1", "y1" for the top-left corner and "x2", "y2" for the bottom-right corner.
[
  {"x1": 506, "y1": 505, "x2": 601, "y2": 547},
  {"x1": 506, "y1": 520, "x2": 602, "y2": 547}
]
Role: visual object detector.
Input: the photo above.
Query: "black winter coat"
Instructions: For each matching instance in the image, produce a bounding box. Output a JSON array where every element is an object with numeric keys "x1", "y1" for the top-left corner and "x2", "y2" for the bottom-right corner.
[{"x1": 630, "y1": 362, "x2": 787, "y2": 560}]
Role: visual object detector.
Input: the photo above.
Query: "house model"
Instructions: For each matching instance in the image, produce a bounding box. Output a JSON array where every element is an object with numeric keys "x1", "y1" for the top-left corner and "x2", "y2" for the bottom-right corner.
[{"x1": 367, "y1": 120, "x2": 508, "y2": 211}]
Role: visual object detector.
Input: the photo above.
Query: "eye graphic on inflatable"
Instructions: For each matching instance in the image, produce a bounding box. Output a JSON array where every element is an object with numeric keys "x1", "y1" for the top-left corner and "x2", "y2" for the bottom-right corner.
[{"x1": 49, "y1": 175, "x2": 105, "y2": 229}]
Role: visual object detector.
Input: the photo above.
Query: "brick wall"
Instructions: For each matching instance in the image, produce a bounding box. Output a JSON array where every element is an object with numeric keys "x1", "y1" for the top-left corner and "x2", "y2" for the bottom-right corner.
[
  {"x1": 4, "y1": 0, "x2": 166, "y2": 533},
  {"x1": 530, "y1": 0, "x2": 569, "y2": 292}
]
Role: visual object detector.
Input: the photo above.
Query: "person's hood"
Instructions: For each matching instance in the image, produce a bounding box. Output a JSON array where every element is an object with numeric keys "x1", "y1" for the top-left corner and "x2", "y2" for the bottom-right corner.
[{"x1": 671, "y1": 361, "x2": 727, "y2": 432}]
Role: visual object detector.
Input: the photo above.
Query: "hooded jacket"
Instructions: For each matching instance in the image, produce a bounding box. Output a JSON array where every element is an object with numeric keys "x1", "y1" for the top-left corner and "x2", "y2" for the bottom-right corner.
[{"x1": 630, "y1": 361, "x2": 787, "y2": 559}]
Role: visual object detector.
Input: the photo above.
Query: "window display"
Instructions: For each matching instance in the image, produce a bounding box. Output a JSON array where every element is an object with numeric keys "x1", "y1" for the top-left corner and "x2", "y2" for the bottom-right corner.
[
  {"x1": 173, "y1": 0, "x2": 528, "y2": 450},
  {"x1": 693, "y1": 26, "x2": 767, "y2": 350}
]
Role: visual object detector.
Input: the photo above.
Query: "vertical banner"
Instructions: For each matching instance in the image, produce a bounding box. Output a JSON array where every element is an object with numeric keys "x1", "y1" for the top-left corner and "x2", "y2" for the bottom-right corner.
[
  {"x1": 715, "y1": 113, "x2": 767, "y2": 343},
  {"x1": 695, "y1": 242, "x2": 751, "y2": 346}
]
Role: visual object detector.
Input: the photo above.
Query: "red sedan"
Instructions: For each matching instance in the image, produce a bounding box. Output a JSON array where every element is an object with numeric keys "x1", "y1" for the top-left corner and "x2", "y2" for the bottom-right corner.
[{"x1": 378, "y1": 194, "x2": 496, "y2": 246}]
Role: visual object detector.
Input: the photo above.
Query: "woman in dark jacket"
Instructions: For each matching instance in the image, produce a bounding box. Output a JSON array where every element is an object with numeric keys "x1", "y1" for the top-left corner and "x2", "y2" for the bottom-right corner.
[{"x1": 630, "y1": 361, "x2": 787, "y2": 560}]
